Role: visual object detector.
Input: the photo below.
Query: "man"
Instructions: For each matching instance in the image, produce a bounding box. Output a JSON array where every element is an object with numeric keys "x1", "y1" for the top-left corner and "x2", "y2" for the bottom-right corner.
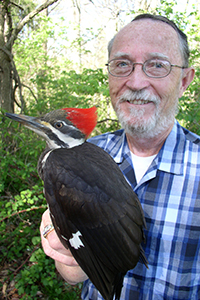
[{"x1": 40, "y1": 14, "x2": 200, "y2": 299}]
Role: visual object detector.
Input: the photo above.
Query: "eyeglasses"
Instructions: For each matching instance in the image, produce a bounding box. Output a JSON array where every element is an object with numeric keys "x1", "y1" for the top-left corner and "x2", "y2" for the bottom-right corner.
[{"x1": 105, "y1": 58, "x2": 186, "y2": 78}]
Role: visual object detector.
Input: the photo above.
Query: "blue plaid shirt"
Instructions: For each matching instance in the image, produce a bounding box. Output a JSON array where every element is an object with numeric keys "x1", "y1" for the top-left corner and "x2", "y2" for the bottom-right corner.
[{"x1": 81, "y1": 120, "x2": 200, "y2": 300}]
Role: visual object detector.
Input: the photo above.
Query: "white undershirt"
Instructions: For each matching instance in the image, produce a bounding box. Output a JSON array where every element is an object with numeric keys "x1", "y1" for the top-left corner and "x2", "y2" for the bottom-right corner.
[{"x1": 131, "y1": 152, "x2": 156, "y2": 183}]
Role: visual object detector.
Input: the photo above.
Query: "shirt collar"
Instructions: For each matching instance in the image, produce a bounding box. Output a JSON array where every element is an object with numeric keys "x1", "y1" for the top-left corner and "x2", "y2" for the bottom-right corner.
[
  {"x1": 155, "y1": 120, "x2": 185, "y2": 175},
  {"x1": 113, "y1": 120, "x2": 186, "y2": 175},
  {"x1": 108, "y1": 131, "x2": 130, "y2": 164}
]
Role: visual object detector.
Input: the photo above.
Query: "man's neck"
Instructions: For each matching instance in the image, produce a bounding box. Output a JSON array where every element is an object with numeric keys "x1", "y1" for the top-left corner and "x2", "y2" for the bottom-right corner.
[{"x1": 126, "y1": 123, "x2": 174, "y2": 157}]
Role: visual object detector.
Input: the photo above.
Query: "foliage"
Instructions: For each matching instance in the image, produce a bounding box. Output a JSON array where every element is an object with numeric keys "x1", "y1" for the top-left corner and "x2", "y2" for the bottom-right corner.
[
  {"x1": 15, "y1": 248, "x2": 82, "y2": 300},
  {"x1": 1, "y1": 1, "x2": 200, "y2": 299},
  {"x1": 0, "y1": 185, "x2": 45, "y2": 261},
  {"x1": 0, "y1": 0, "x2": 58, "y2": 112},
  {"x1": 0, "y1": 113, "x2": 44, "y2": 195},
  {"x1": 177, "y1": 10, "x2": 200, "y2": 134},
  {"x1": 13, "y1": 16, "x2": 118, "y2": 132}
]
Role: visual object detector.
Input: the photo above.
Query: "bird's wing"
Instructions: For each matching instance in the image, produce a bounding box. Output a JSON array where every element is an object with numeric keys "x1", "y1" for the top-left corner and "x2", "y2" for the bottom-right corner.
[{"x1": 43, "y1": 142, "x2": 147, "y2": 300}]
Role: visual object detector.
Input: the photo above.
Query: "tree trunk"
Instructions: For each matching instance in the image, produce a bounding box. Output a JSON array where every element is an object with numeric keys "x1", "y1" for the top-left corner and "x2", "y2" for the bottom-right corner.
[
  {"x1": 0, "y1": 1, "x2": 13, "y2": 112},
  {"x1": 0, "y1": 49, "x2": 13, "y2": 112}
]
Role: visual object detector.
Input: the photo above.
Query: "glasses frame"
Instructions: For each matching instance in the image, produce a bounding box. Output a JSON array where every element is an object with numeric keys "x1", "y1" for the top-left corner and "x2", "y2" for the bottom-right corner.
[{"x1": 105, "y1": 58, "x2": 186, "y2": 78}]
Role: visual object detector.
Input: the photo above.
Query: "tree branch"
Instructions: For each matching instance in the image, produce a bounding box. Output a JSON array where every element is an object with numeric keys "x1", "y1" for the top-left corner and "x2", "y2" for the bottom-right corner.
[
  {"x1": 7, "y1": 0, "x2": 59, "y2": 48},
  {"x1": 21, "y1": 83, "x2": 38, "y2": 103},
  {"x1": 0, "y1": 46, "x2": 25, "y2": 111},
  {"x1": 13, "y1": 243, "x2": 41, "y2": 275},
  {"x1": 97, "y1": 118, "x2": 119, "y2": 124},
  {"x1": 0, "y1": 205, "x2": 46, "y2": 223},
  {"x1": 0, "y1": 46, "x2": 12, "y2": 61},
  {"x1": 5, "y1": 4, "x2": 13, "y2": 44},
  {"x1": 12, "y1": 56, "x2": 25, "y2": 112},
  {"x1": 10, "y1": 1, "x2": 24, "y2": 11}
]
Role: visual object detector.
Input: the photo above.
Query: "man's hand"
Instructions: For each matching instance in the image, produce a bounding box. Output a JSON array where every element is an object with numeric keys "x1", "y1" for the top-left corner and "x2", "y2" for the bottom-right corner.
[{"x1": 40, "y1": 209, "x2": 88, "y2": 284}]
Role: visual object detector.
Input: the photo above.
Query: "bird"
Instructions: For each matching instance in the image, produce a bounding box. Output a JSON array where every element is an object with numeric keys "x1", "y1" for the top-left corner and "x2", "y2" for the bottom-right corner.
[{"x1": 6, "y1": 106, "x2": 148, "y2": 300}]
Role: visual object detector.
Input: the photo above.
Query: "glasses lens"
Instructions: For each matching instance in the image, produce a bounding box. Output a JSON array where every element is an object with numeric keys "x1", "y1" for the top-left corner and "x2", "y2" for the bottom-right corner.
[
  {"x1": 108, "y1": 59, "x2": 132, "y2": 77},
  {"x1": 144, "y1": 59, "x2": 171, "y2": 77}
]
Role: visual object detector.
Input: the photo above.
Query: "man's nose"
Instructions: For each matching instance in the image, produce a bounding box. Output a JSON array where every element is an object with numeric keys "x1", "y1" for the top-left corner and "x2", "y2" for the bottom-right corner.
[{"x1": 125, "y1": 64, "x2": 151, "y2": 91}]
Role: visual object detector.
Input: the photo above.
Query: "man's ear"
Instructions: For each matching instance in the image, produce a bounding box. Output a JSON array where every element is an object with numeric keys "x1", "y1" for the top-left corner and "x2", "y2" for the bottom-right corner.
[{"x1": 179, "y1": 66, "x2": 195, "y2": 98}]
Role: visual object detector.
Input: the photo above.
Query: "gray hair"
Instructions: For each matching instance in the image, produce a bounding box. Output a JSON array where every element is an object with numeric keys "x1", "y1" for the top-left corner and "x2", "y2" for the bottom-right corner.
[{"x1": 108, "y1": 14, "x2": 190, "y2": 67}]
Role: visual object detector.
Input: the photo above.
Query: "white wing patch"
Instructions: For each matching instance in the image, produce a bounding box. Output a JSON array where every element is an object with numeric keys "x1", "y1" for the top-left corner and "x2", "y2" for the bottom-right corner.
[{"x1": 69, "y1": 231, "x2": 84, "y2": 249}]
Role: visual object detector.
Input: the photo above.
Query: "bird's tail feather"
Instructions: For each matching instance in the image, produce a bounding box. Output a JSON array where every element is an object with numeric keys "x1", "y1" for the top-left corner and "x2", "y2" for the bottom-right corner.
[
  {"x1": 110, "y1": 272, "x2": 125, "y2": 300},
  {"x1": 140, "y1": 245, "x2": 149, "y2": 268}
]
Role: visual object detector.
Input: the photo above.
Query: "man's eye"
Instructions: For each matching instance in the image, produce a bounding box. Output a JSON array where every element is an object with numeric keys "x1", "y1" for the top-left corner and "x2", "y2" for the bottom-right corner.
[
  {"x1": 114, "y1": 60, "x2": 130, "y2": 68},
  {"x1": 148, "y1": 60, "x2": 168, "y2": 69},
  {"x1": 154, "y1": 62, "x2": 164, "y2": 68},
  {"x1": 148, "y1": 62, "x2": 164, "y2": 69},
  {"x1": 117, "y1": 61, "x2": 128, "y2": 67}
]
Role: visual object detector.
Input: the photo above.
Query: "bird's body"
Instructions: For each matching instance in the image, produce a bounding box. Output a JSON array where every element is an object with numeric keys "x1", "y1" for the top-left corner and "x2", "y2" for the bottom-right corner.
[{"x1": 6, "y1": 107, "x2": 147, "y2": 300}]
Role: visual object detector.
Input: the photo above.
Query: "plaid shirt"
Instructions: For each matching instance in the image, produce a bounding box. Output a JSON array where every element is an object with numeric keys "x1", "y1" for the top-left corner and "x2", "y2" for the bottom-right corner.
[{"x1": 81, "y1": 120, "x2": 200, "y2": 300}]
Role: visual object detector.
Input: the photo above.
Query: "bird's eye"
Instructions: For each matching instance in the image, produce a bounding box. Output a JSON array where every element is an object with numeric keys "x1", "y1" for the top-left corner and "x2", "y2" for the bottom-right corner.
[{"x1": 54, "y1": 122, "x2": 63, "y2": 128}]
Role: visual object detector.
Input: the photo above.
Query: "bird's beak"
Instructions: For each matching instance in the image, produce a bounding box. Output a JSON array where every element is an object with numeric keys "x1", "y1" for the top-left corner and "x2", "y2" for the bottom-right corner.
[{"x1": 6, "y1": 112, "x2": 47, "y2": 133}]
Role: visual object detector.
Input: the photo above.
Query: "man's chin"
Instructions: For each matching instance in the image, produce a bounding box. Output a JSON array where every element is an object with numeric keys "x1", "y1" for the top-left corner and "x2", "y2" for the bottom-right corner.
[
  {"x1": 122, "y1": 122, "x2": 156, "y2": 139},
  {"x1": 116, "y1": 109, "x2": 151, "y2": 131},
  {"x1": 118, "y1": 114, "x2": 173, "y2": 139}
]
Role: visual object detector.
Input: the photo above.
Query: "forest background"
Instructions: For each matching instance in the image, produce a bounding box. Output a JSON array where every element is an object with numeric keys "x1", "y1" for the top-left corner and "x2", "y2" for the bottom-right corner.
[{"x1": 0, "y1": 0, "x2": 200, "y2": 299}]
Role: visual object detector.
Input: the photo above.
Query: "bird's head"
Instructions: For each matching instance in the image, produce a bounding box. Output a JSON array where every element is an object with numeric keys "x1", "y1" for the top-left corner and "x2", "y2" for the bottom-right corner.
[{"x1": 6, "y1": 107, "x2": 97, "y2": 149}]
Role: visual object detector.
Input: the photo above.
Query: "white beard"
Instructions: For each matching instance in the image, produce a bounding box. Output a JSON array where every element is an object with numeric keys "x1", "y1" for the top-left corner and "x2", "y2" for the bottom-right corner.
[{"x1": 114, "y1": 89, "x2": 178, "y2": 139}]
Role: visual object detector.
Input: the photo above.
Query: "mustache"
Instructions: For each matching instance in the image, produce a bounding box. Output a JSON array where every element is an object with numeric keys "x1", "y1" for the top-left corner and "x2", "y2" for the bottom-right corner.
[{"x1": 118, "y1": 89, "x2": 160, "y2": 104}]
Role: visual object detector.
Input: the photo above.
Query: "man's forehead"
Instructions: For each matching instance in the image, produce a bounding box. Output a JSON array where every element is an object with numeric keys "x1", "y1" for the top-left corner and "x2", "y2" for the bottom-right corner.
[
  {"x1": 111, "y1": 19, "x2": 180, "y2": 58},
  {"x1": 117, "y1": 19, "x2": 179, "y2": 42}
]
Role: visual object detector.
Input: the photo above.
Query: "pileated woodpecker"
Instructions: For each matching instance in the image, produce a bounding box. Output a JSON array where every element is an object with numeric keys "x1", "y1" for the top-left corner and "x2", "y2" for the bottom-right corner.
[{"x1": 6, "y1": 107, "x2": 147, "y2": 300}]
